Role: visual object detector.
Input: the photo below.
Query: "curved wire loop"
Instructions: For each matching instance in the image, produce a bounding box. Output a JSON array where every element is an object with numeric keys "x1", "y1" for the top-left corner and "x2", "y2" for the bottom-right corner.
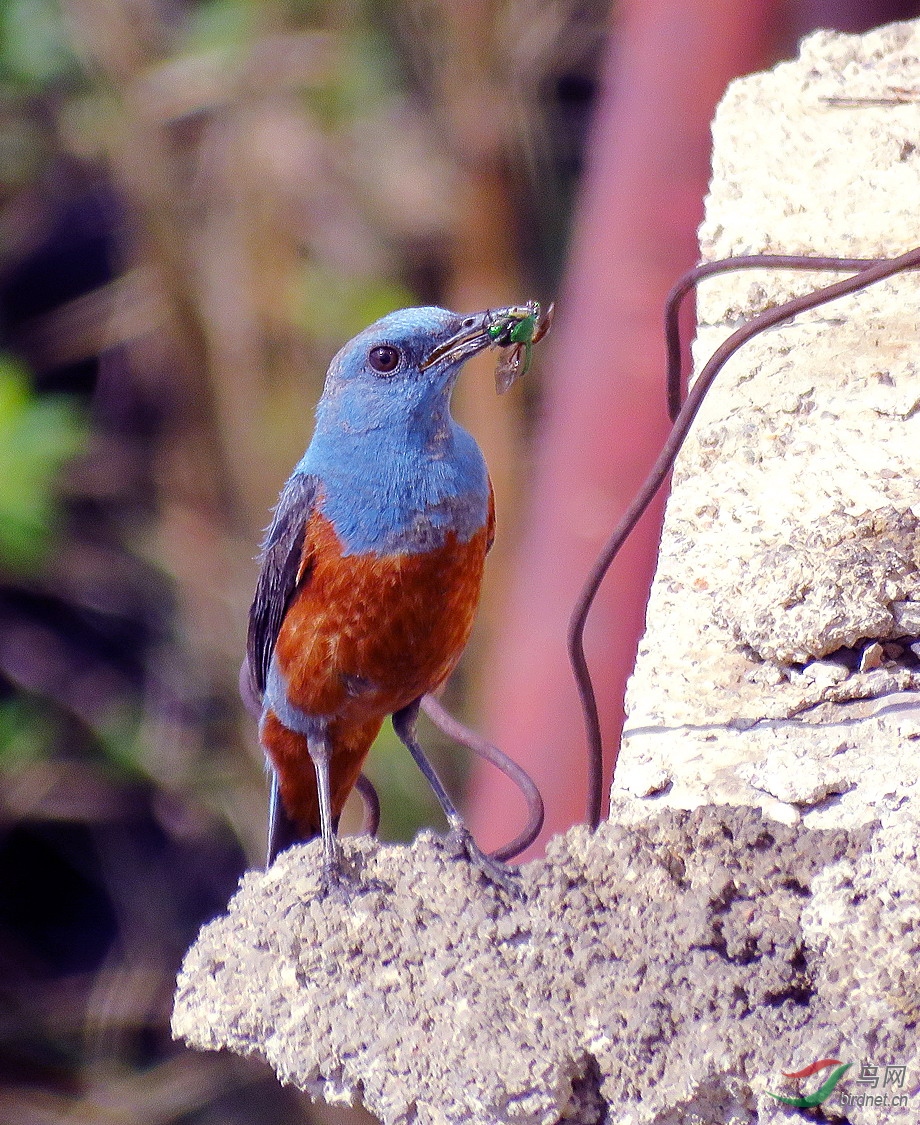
[
  {"x1": 421, "y1": 693, "x2": 545, "y2": 861},
  {"x1": 570, "y1": 245, "x2": 920, "y2": 830},
  {"x1": 353, "y1": 773, "x2": 381, "y2": 837},
  {"x1": 664, "y1": 254, "x2": 886, "y2": 420}
]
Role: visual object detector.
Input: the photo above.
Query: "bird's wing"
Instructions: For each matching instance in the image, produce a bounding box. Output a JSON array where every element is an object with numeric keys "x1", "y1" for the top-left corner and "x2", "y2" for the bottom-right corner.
[{"x1": 246, "y1": 473, "x2": 319, "y2": 699}]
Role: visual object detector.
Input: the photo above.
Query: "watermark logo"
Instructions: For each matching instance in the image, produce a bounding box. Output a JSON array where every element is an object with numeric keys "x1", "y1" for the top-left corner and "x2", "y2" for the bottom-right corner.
[
  {"x1": 841, "y1": 1061, "x2": 910, "y2": 1110},
  {"x1": 768, "y1": 1059, "x2": 851, "y2": 1109},
  {"x1": 768, "y1": 1058, "x2": 912, "y2": 1111}
]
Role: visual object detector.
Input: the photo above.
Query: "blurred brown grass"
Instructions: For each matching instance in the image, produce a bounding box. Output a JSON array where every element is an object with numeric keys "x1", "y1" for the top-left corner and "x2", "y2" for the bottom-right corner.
[{"x1": 0, "y1": 0, "x2": 595, "y2": 1119}]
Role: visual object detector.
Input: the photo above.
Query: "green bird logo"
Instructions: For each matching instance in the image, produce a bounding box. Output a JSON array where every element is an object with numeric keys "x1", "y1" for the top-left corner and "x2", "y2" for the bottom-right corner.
[{"x1": 768, "y1": 1059, "x2": 852, "y2": 1109}]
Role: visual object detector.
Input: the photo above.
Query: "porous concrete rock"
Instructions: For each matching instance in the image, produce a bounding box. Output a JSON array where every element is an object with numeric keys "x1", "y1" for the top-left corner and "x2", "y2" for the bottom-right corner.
[
  {"x1": 610, "y1": 21, "x2": 920, "y2": 1121},
  {"x1": 713, "y1": 507, "x2": 920, "y2": 664},
  {"x1": 174, "y1": 21, "x2": 920, "y2": 1125},
  {"x1": 618, "y1": 20, "x2": 920, "y2": 833},
  {"x1": 174, "y1": 811, "x2": 899, "y2": 1125}
]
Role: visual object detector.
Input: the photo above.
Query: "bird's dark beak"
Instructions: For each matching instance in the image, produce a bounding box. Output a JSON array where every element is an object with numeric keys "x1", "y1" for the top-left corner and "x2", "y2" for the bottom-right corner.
[
  {"x1": 420, "y1": 304, "x2": 540, "y2": 369},
  {"x1": 419, "y1": 309, "x2": 499, "y2": 372},
  {"x1": 420, "y1": 302, "x2": 551, "y2": 393}
]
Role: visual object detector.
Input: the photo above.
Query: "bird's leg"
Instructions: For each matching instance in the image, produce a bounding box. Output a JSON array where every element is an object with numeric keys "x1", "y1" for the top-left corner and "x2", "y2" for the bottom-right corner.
[
  {"x1": 354, "y1": 772, "x2": 381, "y2": 837},
  {"x1": 264, "y1": 659, "x2": 356, "y2": 893},
  {"x1": 305, "y1": 727, "x2": 347, "y2": 894},
  {"x1": 392, "y1": 699, "x2": 522, "y2": 899}
]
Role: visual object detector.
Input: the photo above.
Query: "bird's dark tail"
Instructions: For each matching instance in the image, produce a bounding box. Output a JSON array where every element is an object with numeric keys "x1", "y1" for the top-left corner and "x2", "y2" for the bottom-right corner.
[{"x1": 267, "y1": 771, "x2": 312, "y2": 864}]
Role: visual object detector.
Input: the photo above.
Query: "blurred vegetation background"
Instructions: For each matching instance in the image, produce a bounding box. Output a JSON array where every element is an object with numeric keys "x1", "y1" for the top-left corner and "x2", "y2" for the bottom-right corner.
[
  {"x1": 0, "y1": 0, "x2": 597, "y2": 1119},
  {"x1": 0, "y1": 0, "x2": 916, "y2": 1122}
]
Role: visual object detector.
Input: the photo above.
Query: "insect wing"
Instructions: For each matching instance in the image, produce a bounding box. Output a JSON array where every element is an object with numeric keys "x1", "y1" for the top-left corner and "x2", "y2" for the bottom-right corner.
[{"x1": 495, "y1": 345, "x2": 523, "y2": 394}]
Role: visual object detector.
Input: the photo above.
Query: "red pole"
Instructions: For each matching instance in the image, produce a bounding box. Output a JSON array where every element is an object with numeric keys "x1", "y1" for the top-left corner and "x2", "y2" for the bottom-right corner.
[{"x1": 468, "y1": 0, "x2": 776, "y2": 856}]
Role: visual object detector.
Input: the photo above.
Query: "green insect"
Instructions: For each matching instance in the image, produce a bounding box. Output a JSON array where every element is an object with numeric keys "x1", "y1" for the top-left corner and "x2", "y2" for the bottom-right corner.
[{"x1": 487, "y1": 300, "x2": 554, "y2": 393}]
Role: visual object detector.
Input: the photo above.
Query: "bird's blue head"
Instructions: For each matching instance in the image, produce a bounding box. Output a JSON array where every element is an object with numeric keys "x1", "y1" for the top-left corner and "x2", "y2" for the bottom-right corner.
[
  {"x1": 313, "y1": 306, "x2": 496, "y2": 438},
  {"x1": 297, "y1": 304, "x2": 531, "y2": 554}
]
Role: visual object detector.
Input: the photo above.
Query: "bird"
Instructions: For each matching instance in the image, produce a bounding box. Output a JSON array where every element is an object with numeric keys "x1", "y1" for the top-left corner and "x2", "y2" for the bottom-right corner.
[{"x1": 243, "y1": 304, "x2": 541, "y2": 896}]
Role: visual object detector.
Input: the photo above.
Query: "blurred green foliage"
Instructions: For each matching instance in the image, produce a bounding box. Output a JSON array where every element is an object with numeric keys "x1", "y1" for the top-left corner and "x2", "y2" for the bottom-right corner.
[
  {"x1": 307, "y1": 23, "x2": 403, "y2": 127},
  {"x1": 0, "y1": 357, "x2": 85, "y2": 573},
  {"x1": 0, "y1": 691, "x2": 55, "y2": 768},
  {"x1": 0, "y1": 0, "x2": 78, "y2": 193},
  {"x1": 0, "y1": 0, "x2": 582, "y2": 1115},
  {"x1": 0, "y1": 356, "x2": 88, "y2": 775},
  {"x1": 184, "y1": 0, "x2": 259, "y2": 56},
  {"x1": 297, "y1": 262, "x2": 416, "y2": 346},
  {"x1": 0, "y1": 0, "x2": 78, "y2": 89},
  {"x1": 364, "y1": 718, "x2": 444, "y2": 840}
]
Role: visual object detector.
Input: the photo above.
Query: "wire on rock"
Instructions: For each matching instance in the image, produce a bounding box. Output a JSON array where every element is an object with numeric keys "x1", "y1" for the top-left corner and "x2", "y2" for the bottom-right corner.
[{"x1": 570, "y1": 245, "x2": 920, "y2": 830}]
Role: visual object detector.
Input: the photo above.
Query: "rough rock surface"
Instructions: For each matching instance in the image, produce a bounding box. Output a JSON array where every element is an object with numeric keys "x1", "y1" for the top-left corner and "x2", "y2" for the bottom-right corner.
[
  {"x1": 618, "y1": 20, "x2": 920, "y2": 831},
  {"x1": 174, "y1": 21, "x2": 920, "y2": 1125},
  {"x1": 714, "y1": 507, "x2": 920, "y2": 664},
  {"x1": 175, "y1": 812, "x2": 903, "y2": 1125}
]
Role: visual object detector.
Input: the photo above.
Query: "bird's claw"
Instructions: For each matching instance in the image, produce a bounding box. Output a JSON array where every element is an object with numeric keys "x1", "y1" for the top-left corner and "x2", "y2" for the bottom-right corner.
[
  {"x1": 318, "y1": 859, "x2": 386, "y2": 902},
  {"x1": 444, "y1": 826, "x2": 524, "y2": 900}
]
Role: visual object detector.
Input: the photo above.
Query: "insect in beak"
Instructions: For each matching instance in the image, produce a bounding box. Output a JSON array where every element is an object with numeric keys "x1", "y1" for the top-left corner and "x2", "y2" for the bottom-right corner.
[
  {"x1": 487, "y1": 301, "x2": 555, "y2": 393},
  {"x1": 421, "y1": 301, "x2": 554, "y2": 392}
]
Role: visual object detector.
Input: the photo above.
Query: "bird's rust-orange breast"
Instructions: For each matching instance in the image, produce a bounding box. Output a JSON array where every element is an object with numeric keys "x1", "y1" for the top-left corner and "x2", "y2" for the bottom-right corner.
[
  {"x1": 263, "y1": 505, "x2": 492, "y2": 833},
  {"x1": 275, "y1": 508, "x2": 490, "y2": 721}
]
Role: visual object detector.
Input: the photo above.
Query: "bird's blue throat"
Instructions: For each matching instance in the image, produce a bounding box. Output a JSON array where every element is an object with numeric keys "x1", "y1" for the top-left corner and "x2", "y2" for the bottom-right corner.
[{"x1": 296, "y1": 399, "x2": 490, "y2": 556}]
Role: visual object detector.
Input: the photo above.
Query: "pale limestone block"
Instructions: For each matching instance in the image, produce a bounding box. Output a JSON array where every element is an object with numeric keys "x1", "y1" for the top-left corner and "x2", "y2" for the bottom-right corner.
[{"x1": 620, "y1": 22, "x2": 920, "y2": 843}]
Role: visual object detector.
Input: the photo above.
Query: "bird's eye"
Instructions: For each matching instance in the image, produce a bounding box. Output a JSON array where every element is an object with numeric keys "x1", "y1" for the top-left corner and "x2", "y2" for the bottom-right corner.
[{"x1": 368, "y1": 345, "x2": 401, "y2": 374}]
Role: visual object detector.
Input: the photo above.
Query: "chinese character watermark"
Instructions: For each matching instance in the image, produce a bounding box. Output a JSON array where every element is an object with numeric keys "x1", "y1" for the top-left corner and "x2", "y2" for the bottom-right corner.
[{"x1": 769, "y1": 1058, "x2": 913, "y2": 1111}]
